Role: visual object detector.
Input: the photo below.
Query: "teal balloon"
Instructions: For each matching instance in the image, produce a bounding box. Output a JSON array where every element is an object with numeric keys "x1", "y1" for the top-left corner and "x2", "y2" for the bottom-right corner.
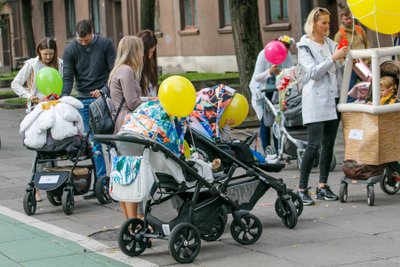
[{"x1": 35, "y1": 67, "x2": 63, "y2": 96}]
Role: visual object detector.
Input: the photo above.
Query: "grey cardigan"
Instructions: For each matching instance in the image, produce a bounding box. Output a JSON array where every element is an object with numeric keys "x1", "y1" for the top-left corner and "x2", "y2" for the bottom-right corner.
[{"x1": 296, "y1": 35, "x2": 343, "y2": 125}]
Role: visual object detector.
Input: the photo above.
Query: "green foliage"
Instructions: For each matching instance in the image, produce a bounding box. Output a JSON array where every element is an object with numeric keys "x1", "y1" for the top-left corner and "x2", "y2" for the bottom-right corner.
[
  {"x1": 3, "y1": 98, "x2": 27, "y2": 105},
  {"x1": 0, "y1": 90, "x2": 17, "y2": 98},
  {"x1": 0, "y1": 71, "x2": 18, "y2": 80}
]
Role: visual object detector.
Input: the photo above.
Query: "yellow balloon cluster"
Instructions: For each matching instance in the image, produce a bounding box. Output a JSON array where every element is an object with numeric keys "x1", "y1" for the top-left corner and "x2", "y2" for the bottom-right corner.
[
  {"x1": 347, "y1": 0, "x2": 400, "y2": 34},
  {"x1": 158, "y1": 76, "x2": 196, "y2": 117},
  {"x1": 219, "y1": 93, "x2": 249, "y2": 128}
]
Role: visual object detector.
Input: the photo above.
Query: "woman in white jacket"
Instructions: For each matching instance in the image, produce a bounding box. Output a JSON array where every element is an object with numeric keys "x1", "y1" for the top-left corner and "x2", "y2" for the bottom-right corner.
[
  {"x1": 11, "y1": 37, "x2": 63, "y2": 108},
  {"x1": 296, "y1": 7, "x2": 348, "y2": 206},
  {"x1": 12, "y1": 37, "x2": 63, "y2": 202}
]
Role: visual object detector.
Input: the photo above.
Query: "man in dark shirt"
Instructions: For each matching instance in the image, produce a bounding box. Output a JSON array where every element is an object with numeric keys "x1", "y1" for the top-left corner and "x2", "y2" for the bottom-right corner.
[{"x1": 62, "y1": 19, "x2": 116, "y2": 198}]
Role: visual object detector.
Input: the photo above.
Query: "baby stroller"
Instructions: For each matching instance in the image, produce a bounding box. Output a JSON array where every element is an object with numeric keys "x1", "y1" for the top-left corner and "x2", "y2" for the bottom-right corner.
[
  {"x1": 23, "y1": 131, "x2": 112, "y2": 216},
  {"x1": 185, "y1": 126, "x2": 302, "y2": 228},
  {"x1": 95, "y1": 131, "x2": 264, "y2": 264},
  {"x1": 263, "y1": 66, "x2": 337, "y2": 171}
]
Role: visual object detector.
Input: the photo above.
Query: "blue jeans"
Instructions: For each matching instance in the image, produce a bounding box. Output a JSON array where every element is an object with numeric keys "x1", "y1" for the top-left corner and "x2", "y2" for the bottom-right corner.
[{"x1": 79, "y1": 98, "x2": 107, "y2": 180}]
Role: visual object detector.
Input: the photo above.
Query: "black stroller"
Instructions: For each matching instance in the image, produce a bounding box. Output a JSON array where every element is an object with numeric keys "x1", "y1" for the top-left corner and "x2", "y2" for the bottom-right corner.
[
  {"x1": 185, "y1": 127, "x2": 302, "y2": 228},
  {"x1": 95, "y1": 132, "x2": 265, "y2": 264},
  {"x1": 23, "y1": 131, "x2": 112, "y2": 216}
]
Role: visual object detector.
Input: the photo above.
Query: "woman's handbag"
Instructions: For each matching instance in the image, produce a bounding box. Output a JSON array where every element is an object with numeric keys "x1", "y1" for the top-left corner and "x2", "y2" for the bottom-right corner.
[{"x1": 89, "y1": 85, "x2": 124, "y2": 134}]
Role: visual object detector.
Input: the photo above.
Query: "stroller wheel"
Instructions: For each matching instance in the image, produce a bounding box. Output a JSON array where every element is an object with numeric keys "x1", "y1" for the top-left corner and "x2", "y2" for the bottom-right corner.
[
  {"x1": 380, "y1": 173, "x2": 400, "y2": 194},
  {"x1": 339, "y1": 182, "x2": 348, "y2": 203},
  {"x1": 275, "y1": 198, "x2": 298, "y2": 229},
  {"x1": 201, "y1": 213, "x2": 226, "y2": 242},
  {"x1": 275, "y1": 192, "x2": 303, "y2": 218},
  {"x1": 95, "y1": 176, "x2": 112, "y2": 204},
  {"x1": 23, "y1": 190, "x2": 37, "y2": 216},
  {"x1": 329, "y1": 154, "x2": 337, "y2": 172},
  {"x1": 47, "y1": 192, "x2": 62, "y2": 206},
  {"x1": 169, "y1": 222, "x2": 201, "y2": 263},
  {"x1": 367, "y1": 185, "x2": 375, "y2": 206},
  {"x1": 230, "y1": 213, "x2": 262, "y2": 245},
  {"x1": 118, "y1": 218, "x2": 149, "y2": 257},
  {"x1": 62, "y1": 189, "x2": 75, "y2": 215}
]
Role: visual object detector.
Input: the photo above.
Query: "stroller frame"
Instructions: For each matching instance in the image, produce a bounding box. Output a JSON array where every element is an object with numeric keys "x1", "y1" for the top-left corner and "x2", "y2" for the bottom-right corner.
[
  {"x1": 95, "y1": 133, "x2": 264, "y2": 263},
  {"x1": 186, "y1": 128, "x2": 301, "y2": 228},
  {"x1": 23, "y1": 132, "x2": 112, "y2": 216}
]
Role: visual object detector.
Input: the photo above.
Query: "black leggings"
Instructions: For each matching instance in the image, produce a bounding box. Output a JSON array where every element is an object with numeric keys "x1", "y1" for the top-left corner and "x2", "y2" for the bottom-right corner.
[{"x1": 299, "y1": 118, "x2": 340, "y2": 189}]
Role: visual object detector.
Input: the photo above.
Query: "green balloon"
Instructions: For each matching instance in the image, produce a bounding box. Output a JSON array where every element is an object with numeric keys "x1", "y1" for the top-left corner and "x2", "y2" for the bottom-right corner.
[{"x1": 35, "y1": 67, "x2": 63, "y2": 96}]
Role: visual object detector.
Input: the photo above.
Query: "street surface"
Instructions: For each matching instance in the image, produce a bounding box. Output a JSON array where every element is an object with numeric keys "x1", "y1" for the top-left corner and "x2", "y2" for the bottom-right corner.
[{"x1": 1, "y1": 107, "x2": 400, "y2": 267}]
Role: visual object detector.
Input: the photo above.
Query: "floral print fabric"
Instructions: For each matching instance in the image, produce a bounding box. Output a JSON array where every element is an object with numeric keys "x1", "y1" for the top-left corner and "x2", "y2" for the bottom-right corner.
[
  {"x1": 120, "y1": 100, "x2": 187, "y2": 156},
  {"x1": 190, "y1": 84, "x2": 235, "y2": 140}
]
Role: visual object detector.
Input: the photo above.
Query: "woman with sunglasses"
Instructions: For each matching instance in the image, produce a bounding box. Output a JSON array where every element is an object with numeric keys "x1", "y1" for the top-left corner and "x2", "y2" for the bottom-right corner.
[{"x1": 296, "y1": 7, "x2": 349, "y2": 206}]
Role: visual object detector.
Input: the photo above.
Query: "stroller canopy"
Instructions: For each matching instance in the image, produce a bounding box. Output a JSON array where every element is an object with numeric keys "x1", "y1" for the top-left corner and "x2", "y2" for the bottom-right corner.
[
  {"x1": 190, "y1": 84, "x2": 235, "y2": 140},
  {"x1": 120, "y1": 101, "x2": 187, "y2": 156}
]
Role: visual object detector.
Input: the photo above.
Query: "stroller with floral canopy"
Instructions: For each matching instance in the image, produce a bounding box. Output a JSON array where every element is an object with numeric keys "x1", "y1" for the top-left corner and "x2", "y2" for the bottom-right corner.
[
  {"x1": 185, "y1": 85, "x2": 302, "y2": 228},
  {"x1": 95, "y1": 101, "x2": 264, "y2": 263}
]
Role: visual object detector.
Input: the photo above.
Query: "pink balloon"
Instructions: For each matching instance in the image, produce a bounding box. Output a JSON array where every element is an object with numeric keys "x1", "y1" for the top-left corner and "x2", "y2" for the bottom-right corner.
[{"x1": 264, "y1": 40, "x2": 288, "y2": 65}]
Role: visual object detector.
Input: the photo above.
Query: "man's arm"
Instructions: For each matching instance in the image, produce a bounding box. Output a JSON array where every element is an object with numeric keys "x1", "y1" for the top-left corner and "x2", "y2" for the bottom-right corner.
[{"x1": 61, "y1": 46, "x2": 75, "y2": 96}]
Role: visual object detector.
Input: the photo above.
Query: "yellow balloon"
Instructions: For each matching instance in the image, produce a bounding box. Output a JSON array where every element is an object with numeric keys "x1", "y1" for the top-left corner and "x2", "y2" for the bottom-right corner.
[
  {"x1": 219, "y1": 93, "x2": 249, "y2": 128},
  {"x1": 183, "y1": 140, "x2": 191, "y2": 159},
  {"x1": 158, "y1": 76, "x2": 196, "y2": 117},
  {"x1": 347, "y1": 0, "x2": 400, "y2": 34}
]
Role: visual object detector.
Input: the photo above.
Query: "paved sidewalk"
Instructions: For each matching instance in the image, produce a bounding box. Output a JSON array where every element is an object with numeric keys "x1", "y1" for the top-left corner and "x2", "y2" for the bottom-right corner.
[
  {"x1": 2, "y1": 108, "x2": 400, "y2": 266},
  {"x1": 0, "y1": 206, "x2": 155, "y2": 267}
]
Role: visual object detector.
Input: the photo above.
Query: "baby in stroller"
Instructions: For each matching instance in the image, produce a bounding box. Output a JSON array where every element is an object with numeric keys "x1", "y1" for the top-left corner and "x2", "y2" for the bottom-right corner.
[
  {"x1": 95, "y1": 100, "x2": 265, "y2": 263},
  {"x1": 20, "y1": 95, "x2": 111, "y2": 216}
]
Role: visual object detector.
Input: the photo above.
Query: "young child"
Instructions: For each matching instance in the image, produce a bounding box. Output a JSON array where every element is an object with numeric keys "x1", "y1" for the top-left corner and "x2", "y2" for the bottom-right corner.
[
  {"x1": 366, "y1": 76, "x2": 398, "y2": 105},
  {"x1": 379, "y1": 76, "x2": 398, "y2": 104}
]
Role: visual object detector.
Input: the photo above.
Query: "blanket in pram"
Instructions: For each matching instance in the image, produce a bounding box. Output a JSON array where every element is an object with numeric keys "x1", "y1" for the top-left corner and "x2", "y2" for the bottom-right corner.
[
  {"x1": 19, "y1": 96, "x2": 84, "y2": 149},
  {"x1": 120, "y1": 100, "x2": 187, "y2": 156}
]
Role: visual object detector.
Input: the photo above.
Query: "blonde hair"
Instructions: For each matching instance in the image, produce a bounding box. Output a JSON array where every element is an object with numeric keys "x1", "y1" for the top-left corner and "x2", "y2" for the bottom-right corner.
[
  {"x1": 380, "y1": 76, "x2": 397, "y2": 94},
  {"x1": 304, "y1": 7, "x2": 331, "y2": 36},
  {"x1": 109, "y1": 36, "x2": 144, "y2": 84}
]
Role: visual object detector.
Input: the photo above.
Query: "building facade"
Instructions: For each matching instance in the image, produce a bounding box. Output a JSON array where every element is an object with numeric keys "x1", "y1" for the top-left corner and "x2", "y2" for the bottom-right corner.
[{"x1": 0, "y1": 0, "x2": 393, "y2": 73}]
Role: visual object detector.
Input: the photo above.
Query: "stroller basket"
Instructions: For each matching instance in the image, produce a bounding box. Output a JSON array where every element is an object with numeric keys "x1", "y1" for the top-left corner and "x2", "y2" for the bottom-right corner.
[
  {"x1": 226, "y1": 178, "x2": 269, "y2": 210},
  {"x1": 177, "y1": 193, "x2": 223, "y2": 234}
]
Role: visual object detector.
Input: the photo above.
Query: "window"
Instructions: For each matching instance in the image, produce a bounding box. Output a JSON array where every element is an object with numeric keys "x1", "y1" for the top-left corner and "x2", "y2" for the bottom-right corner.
[
  {"x1": 43, "y1": 1, "x2": 54, "y2": 37},
  {"x1": 268, "y1": 0, "x2": 288, "y2": 23},
  {"x1": 218, "y1": 0, "x2": 231, "y2": 33},
  {"x1": 264, "y1": 0, "x2": 290, "y2": 31},
  {"x1": 179, "y1": 0, "x2": 198, "y2": 31},
  {"x1": 90, "y1": 0, "x2": 101, "y2": 34},
  {"x1": 65, "y1": 0, "x2": 76, "y2": 38}
]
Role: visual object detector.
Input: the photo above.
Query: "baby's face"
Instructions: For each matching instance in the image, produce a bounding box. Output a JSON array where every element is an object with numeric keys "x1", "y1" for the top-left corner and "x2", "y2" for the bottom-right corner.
[{"x1": 380, "y1": 86, "x2": 392, "y2": 97}]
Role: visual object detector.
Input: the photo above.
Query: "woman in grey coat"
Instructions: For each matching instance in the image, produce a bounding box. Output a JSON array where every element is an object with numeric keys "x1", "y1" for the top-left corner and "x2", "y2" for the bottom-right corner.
[{"x1": 296, "y1": 7, "x2": 349, "y2": 205}]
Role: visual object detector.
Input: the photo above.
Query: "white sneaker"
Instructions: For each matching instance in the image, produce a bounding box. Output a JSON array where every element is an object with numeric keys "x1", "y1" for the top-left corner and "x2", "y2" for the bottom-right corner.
[{"x1": 265, "y1": 154, "x2": 278, "y2": 163}]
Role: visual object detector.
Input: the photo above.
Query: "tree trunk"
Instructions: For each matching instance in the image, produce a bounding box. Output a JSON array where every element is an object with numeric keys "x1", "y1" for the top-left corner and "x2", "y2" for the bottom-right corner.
[
  {"x1": 140, "y1": 0, "x2": 155, "y2": 31},
  {"x1": 230, "y1": 0, "x2": 263, "y2": 102},
  {"x1": 21, "y1": 0, "x2": 35, "y2": 57}
]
